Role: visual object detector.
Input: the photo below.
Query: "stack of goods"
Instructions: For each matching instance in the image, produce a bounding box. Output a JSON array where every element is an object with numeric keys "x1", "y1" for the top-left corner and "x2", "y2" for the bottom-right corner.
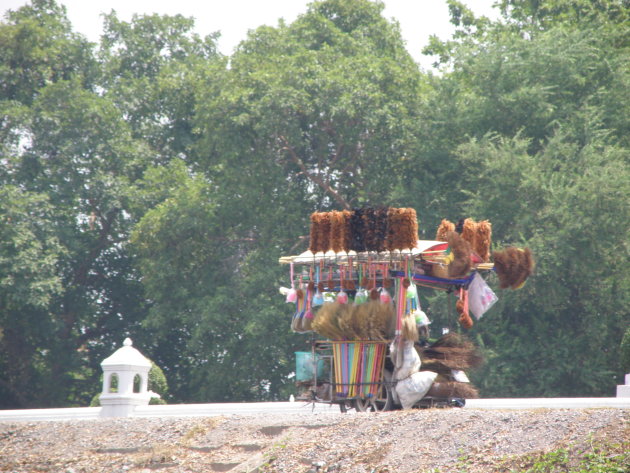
[
  {"x1": 419, "y1": 333, "x2": 483, "y2": 399},
  {"x1": 430, "y1": 217, "x2": 534, "y2": 329},
  {"x1": 309, "y1": 207, "x2": 418, "y2": 253},
  {"x1": 435, "y1": 218, "x2": 492, "y2": 265},
  {"x1": 433, "y1": 217, "x2": 534, "y2": 288}
]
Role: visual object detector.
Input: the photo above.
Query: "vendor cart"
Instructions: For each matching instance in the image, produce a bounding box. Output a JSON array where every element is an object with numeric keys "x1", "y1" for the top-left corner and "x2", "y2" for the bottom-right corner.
[{"x1": 281, "y1": 209, "x2": 533, "y2": 411}]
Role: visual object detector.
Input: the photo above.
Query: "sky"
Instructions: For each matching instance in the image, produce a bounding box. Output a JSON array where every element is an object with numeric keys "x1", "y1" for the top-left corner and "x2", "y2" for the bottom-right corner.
[{"x1": 1, "y1": 0, "x2": 501, "y2": 69}]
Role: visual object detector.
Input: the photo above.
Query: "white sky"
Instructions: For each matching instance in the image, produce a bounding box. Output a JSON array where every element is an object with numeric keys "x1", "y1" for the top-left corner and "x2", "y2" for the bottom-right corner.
[{"x1": 1, "y1": 0, "x2": 500, "y2": 69}]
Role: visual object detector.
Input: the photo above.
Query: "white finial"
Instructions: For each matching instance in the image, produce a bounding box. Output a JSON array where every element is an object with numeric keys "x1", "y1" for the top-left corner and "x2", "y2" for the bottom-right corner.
[{"x1": 123, "y1": 337, "x2": 132, "y2": 347}]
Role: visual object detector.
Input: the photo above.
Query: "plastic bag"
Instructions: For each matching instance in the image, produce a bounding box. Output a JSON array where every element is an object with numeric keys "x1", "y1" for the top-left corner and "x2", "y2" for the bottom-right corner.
[
  {"x1": 391, "y1": 340, "x2": 421, "y2": 381},
  {"x1": 395, "y1": 371, "x2": 438, "y2": 409},
  {"x1": 468, "y1": 272, "x2": 498, "y2": 319}
]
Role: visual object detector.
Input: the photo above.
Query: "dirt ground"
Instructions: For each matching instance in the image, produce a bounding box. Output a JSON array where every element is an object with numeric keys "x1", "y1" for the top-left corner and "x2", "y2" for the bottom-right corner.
[{"x1": 0, "y1": 407, "x2": 628, "y2": 473}]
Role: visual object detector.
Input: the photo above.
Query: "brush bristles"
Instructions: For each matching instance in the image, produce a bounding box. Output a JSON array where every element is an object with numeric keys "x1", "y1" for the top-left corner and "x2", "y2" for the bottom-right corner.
[
  {"x1": 446, "y1": 231, "x2": 472, "y2": 277},
  {"x1": 329, "y1": 210, "x2": 345, "y2": 253},
  {"x1": 311, "y1": 300, "x2": 395, "y2": 341},
  {"x1": 461, "y1": 218, "x2": 477, "y2": 249},
  {"x1": 309, "y1": 207, "x2": 420, "y2": 253},
  {"x1": 351, "y1": 302, "x2": 371, "y2": 340},
  {"x1": 309, "y1": 212, "x2": 320, "y2": 253},
  {"x1": 401, "y1": 314, "x2": 419, "y2": 342},
  {"x1": 492, "y1": 247, "x2": 535, "y2": 289},
  {"x1": 436, "y1": 219, "x2": 455, "y2": 242},
  {"x1": 349, "y1": 208, "x2": 366, "y2": 252},
  {"x1": 419, "y1": 333, "x2": 484, "y2": 371},
  {"x1": 312, "y1": 302, "x2": 346, "y2": 340},
  {"x1": 475, "y1": 220, "x2": 492, "y2": 262},
  {"x1": 338, "y1": 303, "x2": 359, "y2": 340},
  {"x1": 426, "y1": 381, "x2": 479, "y2": 399}
]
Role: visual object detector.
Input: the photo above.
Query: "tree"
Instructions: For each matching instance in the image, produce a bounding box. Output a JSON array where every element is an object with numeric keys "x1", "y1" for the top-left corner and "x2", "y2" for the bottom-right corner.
[
  {"x1": 0, "y1": 1, "x2": 216, "y2": 407},
  {"x1": 130, "y1": 0, "x2": 426, "y2": 402},
  {"x1": 0, "y1": 187, "x2": 65, "y2": 407},
  {"x1": 98, "y1": 10, "x2": 222, "y2": 163},
  {"x1": 0, "y1": 0, "x2": 96, "y2": 105},
  {"x1": 195, "y1": 0, "x2": 422, "y2": 209},
  {"x1": 413, "y1": 0, "x2": 630, "y2": 396}
]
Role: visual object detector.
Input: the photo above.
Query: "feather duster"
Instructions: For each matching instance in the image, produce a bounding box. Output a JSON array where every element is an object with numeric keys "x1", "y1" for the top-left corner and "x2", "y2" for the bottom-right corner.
[
  {"x1": 341, "y1": 210, "x2": 352, "y2": 251},
  {"x1": 512, "y1": 247, "x2": 535, "y2": 289},
  {"x1": 493, "y1": 247, "x2": 535, "y2": 289},
  {"x1": 446, "y1": 231, "x2": 472, "y2": 277},
  {"x1": 318, "y1": 212, "x2": 331, "y2": 252},
  {"x1": 475, "y1": 220, "x2": 492, "y2": 262},
  {"x1": 436, "y1": 219, "x2": 455, "y2": 242},
  {"x1": 309, "y1": 212, "x2": 321, "y2": 253},
  {"x1": 363, "y1": 207, "x2": 378, "y2": 251},
  {"x1": 461, "y1": 218, "x2": 477, "y2": 250},
  {"x1": 374, "y1": 206, "x2": 389, "y2": 252},
  {"x1": 329, "y1": 210, "x2": 348, "y2": 253},
  {"x1": 349, "y1": 208, "x2": 366, "y2": 252},
  {"x1": 386, "y1": 207, "x2": 418, "y2": 250}
]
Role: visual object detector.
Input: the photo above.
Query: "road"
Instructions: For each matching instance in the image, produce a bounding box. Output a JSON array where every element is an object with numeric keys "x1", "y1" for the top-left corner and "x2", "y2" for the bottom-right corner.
[{"x1": 0, "y1": 397, "x2": 628, "y2": 422}]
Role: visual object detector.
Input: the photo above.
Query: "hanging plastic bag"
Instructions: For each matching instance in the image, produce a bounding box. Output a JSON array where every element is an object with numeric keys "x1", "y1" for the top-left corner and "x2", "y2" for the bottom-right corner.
[
  {"x1": 406, "y1": 282, "x2": 417, "y2": 300},
  {"x1": 412, "y1": 309, "x2": 431, "y2": 326},
  {"x1": 468, "y1": 272, "x2": 498, "y2": 319},
  {"x1": 354, "y1": 288, "x2": 368, "y2": 305},
  {"x1": 312, "y1": 291, "x2": 324, "y2": 306},
  {"x1": 286, "y1": 263, "x2": 297, "y2": 303}
]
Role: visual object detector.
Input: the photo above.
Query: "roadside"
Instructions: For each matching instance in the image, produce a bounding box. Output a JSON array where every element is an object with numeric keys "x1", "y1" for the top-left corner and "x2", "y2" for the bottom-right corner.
[{"x1": 0, "y1": 408, "x2": 627, "y2": 472}]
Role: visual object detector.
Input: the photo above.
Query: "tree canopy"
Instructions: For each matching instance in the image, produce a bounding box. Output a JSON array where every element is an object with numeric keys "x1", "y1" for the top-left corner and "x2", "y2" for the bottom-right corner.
[{"x1": 1, "y1": 0, "x2": 628, "y2": 407}]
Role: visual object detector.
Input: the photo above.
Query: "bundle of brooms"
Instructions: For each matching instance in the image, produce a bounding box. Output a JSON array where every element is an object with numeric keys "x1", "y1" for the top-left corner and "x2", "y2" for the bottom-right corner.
[
  {"x1": 311, "y1": 301, "x2": 397, "y2": 341},
  {"x1": 417, "y1": 333, "x2": 484, "y2": 398}
]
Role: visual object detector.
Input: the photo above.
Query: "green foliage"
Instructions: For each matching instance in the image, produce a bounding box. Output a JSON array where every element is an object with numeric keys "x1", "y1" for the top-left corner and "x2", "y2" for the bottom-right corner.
[
  {"x1": 507, "y1": 438, "x2": 630, "y2": 473},
  {"x1": 1, "y1": 0, "x2": 628, "y2": 406},
  {"x1": 621, "y1": 327, "x2": 630, "y2": 374},
  {"x1": 0, "y1": 0, "x2": 97, "y2": 105},
  {"x1": 195, "y1": 0, "x2": 421, "y2": 209}
]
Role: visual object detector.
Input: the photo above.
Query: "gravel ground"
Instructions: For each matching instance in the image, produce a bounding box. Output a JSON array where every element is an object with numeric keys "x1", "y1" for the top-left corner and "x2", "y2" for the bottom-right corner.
[{"x1": 0, "y1": 407, "x2": 628, "y2": 472}]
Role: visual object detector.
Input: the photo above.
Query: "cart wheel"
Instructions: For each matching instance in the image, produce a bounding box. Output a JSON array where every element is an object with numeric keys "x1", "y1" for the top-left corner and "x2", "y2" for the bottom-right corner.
[
  {"x1": 355, "y1": 381, "x2": 393, "y2": 412},
  {"x1": 338, "y1": 401, "x2": 353, "y2": 413},
  {"x1": 355, "y1": 386, "x2": 393, "y2": 412}
]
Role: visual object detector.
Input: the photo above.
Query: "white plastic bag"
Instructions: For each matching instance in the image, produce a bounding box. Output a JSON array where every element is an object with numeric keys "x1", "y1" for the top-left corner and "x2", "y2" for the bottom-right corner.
[
  {"x1": 468, "y1": 272, "x2": 498, "y2": 320},
  {"x1": 391, "y1": 340, "x2": 421, "y2": 381},
  {"x1": 395, "y1": 371, "x2": 438, "y2": 409}
]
